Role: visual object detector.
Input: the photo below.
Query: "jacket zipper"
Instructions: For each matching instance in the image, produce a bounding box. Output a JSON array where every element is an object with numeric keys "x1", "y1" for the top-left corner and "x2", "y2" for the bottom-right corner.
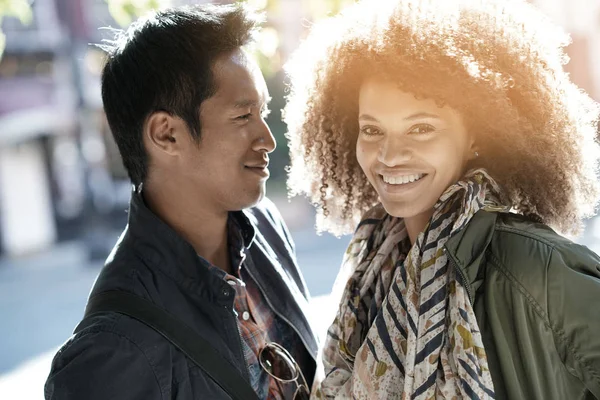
[
  {"x1": 244, "y1": 261, "x2": 317, "y2": 363},
  {"x1": 444, "y1": 245, "x2": 474, "y2": 304}
]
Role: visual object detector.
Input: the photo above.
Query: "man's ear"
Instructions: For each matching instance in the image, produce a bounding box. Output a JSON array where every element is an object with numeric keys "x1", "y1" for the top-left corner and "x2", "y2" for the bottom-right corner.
[{"x1": 144, "y1": 111, "x2": 187, "y2": 156}]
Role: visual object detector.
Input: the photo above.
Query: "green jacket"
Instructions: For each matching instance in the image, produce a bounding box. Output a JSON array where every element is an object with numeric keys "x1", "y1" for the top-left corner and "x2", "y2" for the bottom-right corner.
[{"x1": 445, "y1": 210, "x2": 600, "y2": 399}]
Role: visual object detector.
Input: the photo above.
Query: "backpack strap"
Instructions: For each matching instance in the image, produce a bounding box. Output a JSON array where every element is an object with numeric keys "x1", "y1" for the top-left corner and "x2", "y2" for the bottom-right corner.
[{"x1": 75, "y1": 290, "x2": 259, "y2": 400}]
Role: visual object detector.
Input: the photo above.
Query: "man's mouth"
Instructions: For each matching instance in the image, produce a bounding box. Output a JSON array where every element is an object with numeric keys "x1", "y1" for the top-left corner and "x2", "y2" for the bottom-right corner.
[
  {"x1": 245, "y1": 161, "x2": 270, "y2": 178},
  {"x1": 245, "y1": 164, "x2": 269, "y2": 169},
  {"x1": 245, "y1": 157, "x2": 269, "y2": 170}
]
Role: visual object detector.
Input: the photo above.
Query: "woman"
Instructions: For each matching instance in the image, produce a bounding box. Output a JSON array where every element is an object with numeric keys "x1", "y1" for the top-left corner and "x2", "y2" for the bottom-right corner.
[{"x1": 284, "y1": 0, "x2": 600, "y2": 398}]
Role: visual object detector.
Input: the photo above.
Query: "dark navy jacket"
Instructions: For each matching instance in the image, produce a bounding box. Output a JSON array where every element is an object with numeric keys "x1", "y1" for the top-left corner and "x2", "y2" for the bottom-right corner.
[{"x1": 44, "y1": 190, "x2": 318, "y2": 399}]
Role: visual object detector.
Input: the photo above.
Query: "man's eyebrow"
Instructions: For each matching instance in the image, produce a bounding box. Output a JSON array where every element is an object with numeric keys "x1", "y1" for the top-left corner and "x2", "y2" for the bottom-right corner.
[
  {"x1": 233, "y1": 96, "x2": 272, "y2": 109},
  {"x1": 233, "y1": 99, "x2": 258, "y2": 109}
]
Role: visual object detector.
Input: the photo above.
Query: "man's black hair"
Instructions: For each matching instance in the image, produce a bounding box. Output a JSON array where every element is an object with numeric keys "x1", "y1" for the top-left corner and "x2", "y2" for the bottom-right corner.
[{"x1": 100, "y1": 4, "x2": 262, "y2": 185}]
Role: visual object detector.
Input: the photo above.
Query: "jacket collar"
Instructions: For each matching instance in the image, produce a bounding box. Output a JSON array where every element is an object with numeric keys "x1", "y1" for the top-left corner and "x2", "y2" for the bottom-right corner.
[{"x1": 444, "y1": 210, "x2": 497, "y2": 302}]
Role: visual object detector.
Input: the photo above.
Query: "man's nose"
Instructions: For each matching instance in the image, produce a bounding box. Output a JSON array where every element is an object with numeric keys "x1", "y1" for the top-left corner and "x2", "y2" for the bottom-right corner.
[{"x1": 253, "y1": 119, "x2": 276, "y2": 153}]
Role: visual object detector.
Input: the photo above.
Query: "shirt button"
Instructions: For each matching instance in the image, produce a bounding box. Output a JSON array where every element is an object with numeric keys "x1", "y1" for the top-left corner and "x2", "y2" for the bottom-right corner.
[
  {"x1": 242, "y1": 311, "x2": 250, "y2": 321},
  {"x1": 221, "y1": 287, "x2": 231, "y2": 298}
]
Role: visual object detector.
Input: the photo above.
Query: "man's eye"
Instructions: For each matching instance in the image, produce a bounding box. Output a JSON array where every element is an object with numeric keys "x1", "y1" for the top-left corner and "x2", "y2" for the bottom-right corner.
[
  {"x1": 408, "y1": 124, "x2": 435, "y2": 134},
  {"x1": 236, "y1": 113, "x2": 252, "y2": 121},
  {"x1": 359, "y1": 126, "x2": 382, "y2": 136}
]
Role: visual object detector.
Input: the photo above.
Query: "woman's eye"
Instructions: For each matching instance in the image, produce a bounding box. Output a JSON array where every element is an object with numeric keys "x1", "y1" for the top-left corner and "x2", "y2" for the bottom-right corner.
[
  {"x1": 359, "y1": 126, "x2": 382, "y2": 136},
  {"x1": 408, "y1": 123, "x2": 435, "y2": 134}
]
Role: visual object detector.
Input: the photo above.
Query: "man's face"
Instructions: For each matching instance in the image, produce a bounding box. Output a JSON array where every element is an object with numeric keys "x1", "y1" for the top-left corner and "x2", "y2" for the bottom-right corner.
[{"x1": 178, "y1": 49, "x2": 276, "y2": 212}]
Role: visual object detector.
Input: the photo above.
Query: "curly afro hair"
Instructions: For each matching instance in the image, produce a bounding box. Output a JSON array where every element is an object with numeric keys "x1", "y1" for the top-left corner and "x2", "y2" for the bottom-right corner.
[{"x1": 284, "y1": 0, "x2": 600, "y2": 236}]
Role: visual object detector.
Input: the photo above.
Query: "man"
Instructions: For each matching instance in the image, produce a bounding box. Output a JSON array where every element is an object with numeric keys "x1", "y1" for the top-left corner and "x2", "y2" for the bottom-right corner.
[{"x1": 44, "y1": 4, "x2": 317, "y2": 399}]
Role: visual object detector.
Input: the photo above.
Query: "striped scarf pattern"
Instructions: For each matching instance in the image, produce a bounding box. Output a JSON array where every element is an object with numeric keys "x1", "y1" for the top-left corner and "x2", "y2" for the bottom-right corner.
[{"x1": 316, "y1": 170, "x2": 508, "y2": 399}]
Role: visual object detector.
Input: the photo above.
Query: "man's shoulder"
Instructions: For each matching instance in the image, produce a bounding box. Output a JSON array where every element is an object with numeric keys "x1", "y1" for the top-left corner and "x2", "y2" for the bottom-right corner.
[
  {"x1": 55, "y1": 311, "x2": 168, "y2": 361},
  {"x1": 46, "y1": 312, "x2": 168, "y2": 397}
]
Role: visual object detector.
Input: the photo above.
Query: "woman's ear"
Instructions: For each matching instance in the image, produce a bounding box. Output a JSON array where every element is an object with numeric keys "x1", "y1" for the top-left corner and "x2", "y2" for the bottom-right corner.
[{"x1": 467, "y1": 131, "x2": 479, "y2": 161}]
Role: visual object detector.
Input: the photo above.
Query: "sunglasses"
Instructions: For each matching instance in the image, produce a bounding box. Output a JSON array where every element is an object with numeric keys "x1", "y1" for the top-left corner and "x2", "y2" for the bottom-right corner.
[{"x1": 258, "y1": 342, "x2": 310, "y2": 400}]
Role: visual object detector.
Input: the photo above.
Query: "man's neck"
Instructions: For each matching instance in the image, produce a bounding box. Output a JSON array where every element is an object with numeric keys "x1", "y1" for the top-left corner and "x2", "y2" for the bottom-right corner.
[{"x1": 142, "y1": 180, "x2": 231, "y2": 273}]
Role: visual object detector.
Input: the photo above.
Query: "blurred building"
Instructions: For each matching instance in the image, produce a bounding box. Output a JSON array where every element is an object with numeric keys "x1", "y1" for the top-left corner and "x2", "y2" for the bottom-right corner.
[
  {"x1": 0, "y1": 0, "x2": 73, "y2": 256},
  {"x1": 0, "y1": 0, "x2": 126, "y2": 257}
]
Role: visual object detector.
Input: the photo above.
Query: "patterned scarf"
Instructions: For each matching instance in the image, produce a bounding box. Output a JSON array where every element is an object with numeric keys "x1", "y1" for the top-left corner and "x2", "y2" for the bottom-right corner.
[{"x1": 315, "y1": 169, "x2": 509, "y2": 399}]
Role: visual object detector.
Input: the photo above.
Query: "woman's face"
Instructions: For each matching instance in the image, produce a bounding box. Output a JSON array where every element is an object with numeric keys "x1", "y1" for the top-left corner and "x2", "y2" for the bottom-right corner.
[{"x1": 356, "y1": 77, "x2": 475, "y2": 220}]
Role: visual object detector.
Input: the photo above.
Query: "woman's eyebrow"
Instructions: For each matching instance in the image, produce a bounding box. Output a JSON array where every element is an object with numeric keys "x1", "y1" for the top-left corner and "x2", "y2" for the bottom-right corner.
[
  {"x1": 359, "y1": 112, "x2": 441, "y2": 122},
  {"x1": 404, "y1": 112, "x2": 440, "y2": 121},
  {"x1": 358, "y1": 114, "x2": 379, "y2": 122}
]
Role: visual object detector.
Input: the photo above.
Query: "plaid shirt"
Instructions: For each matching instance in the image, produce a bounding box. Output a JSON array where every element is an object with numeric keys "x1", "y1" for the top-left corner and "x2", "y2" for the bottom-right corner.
[{"x1": 208, "y1": 216, "x2": 309, "y2": 399}]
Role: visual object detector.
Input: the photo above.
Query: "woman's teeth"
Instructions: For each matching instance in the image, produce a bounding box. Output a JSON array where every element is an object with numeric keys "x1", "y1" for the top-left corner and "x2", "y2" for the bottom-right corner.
[{"x1": 382, "y1": 173, "x2": 424, "y2": 185}]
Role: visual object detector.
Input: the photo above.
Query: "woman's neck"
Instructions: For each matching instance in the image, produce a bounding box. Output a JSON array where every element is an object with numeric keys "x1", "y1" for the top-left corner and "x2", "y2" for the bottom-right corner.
[{"x1": 404, "y1": 209, "x2": 435, "y2": 245}]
